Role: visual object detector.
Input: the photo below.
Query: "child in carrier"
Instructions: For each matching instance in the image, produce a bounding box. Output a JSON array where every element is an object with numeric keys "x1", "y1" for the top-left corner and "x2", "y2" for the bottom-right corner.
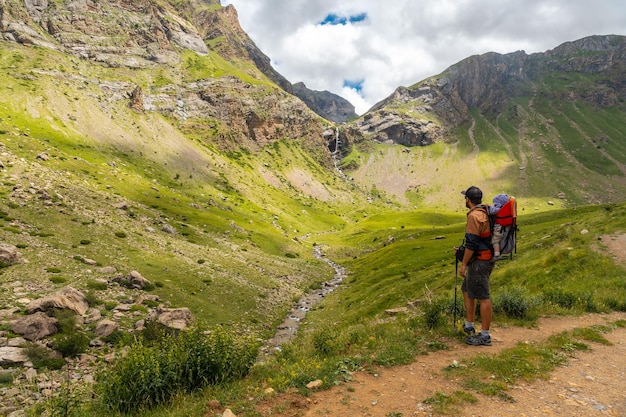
[{"x1": 489, "y1": 193, "x2": 509, "y2": 259}]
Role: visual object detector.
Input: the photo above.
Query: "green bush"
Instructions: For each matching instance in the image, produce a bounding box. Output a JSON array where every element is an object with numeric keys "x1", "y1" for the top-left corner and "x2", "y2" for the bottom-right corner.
[
  {"x1": 49, "y1": 275, "x2": 67, "y2": 284},
  {"x1": 84, "y1": 291, "x2": 101, "y2": 307},
  {"x1": 86, "y1": 280, "x2": 107, "y2": 291},
  {"x1": 543, "y1": 288, "x2": 577, "y2": 309},
  {"x1": 25, "y1": 343, "x2": 66, "y2": 370},
  {"x1": 102, "y1": 330, "x2": 132, "y2": 347},
  {"x1": 494, "y1": 287, "x2": 535, "y2": 319},
  {"x1": 0, "y1": 372, "x2": 14, "y2": 385},
  {"x1": 312, "y1": 327, "x2": 339, "y2": 356},
  {"x1": 422, "y1": 297, "x2": 449, "y2": 330},
  {"x1": 96, "y1": 326, "x2": 260, "y2": 413},
  {"x1": 51, "y1": 332, "x2": 90, "y2": 358}
]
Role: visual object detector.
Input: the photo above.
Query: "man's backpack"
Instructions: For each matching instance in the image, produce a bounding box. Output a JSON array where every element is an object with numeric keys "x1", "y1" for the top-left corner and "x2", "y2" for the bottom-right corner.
[{"x1": 488, "y1": 196, "x2": 518, "y2": 259}]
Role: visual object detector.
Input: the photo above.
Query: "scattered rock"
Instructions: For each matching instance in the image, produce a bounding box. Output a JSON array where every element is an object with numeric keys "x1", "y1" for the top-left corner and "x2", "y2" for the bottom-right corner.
[
  {"x1": 129, "y1": 270, "x2": 151, "y2": 289},
  {"x1": 162, "y1": 224, "x2": 177, "y2": 234},
  {"x1": 306, "y1": 379, "x2": 323, "y2": 389},
  {"x1": 10, "y1": 312, "x2": 58, "y2": 341},
  {"x1": 83, "y1": 308, "x2": 102, "y2": 324},
  {"x1": 0, "y1": 347, "x2": 28, "y2": 365},
  {"x1": 147, "y1": 307, "x2": 193, "y2": 330},
  {"x1": 80, "y1": 257, "x2": 97, "y2": 266},
  {"x1": 94, "y1": 319, "x2": 118, "y2": 338},
  {"x1": 26, "y1": 287, "x2": 89, "y2": 316},
  {"x1": 0, "y1": 244, "x2": 21, "y2": 267},
  {"x1": 113, "y1": 270, "x2": 152, "y2": 289},
  {"x1": 112, "y1": 201, "x2": 128, "y2": 210},
  {"x1": 385, "y1": 307, "x2": 409, "y2": 315}
]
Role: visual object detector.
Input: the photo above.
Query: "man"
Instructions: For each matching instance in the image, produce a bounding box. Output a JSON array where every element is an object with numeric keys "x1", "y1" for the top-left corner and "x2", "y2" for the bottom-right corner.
[{"x1": 459, "y1": 186, "x2": 494, "y2": 346}]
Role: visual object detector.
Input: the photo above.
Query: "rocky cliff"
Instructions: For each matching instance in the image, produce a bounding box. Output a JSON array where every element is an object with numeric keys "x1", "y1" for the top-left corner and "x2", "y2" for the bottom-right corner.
[
  {"x1": 292, "y1": 82, "x2": 357, "y2": 124},
  {"x1": 0, "y1": 0, "x2": 331, "y2": 157},
  {"x1": 350, "y1": 35, "x2": 626, "y2": 147}
]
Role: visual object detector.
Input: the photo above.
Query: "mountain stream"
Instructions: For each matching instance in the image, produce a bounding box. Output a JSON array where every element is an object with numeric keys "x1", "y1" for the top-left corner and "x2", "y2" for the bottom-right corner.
[{"x1": 258, "y1": 246, "x2": 347, "y2": 359}]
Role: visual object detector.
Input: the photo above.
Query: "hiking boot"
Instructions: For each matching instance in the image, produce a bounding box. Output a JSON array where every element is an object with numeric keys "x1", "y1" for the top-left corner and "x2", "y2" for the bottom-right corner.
[
  {"x1": 462, "y1": 324, "x2": 476, "y2": 336},
  {"x1": 466, "y1": 333, "x2": 491, "y2": 346}
]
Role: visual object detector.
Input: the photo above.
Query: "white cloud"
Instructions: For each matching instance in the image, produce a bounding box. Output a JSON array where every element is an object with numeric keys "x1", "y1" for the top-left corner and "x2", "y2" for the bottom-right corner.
[{"x1": 222, "y1": 0, "x2": 626, "y2": 114}]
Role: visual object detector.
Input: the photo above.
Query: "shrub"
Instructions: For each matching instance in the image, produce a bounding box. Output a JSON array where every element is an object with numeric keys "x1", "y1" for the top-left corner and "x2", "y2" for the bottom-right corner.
[
  {"x1": 421, "y1": 297, "x2": 449, "y2": 330},
  {"x1": 312, "y1": 327, "x2": 339, "y2": 356},
  {"x1": 103, "y1": 301, "x2": 117, "y2": 311},
  {"x1": 49, "y1": 275, "x2": 67, "y2": 284},
  {"x1": 96, "y1": 326, "x2": 259, "y2": 413},
  {"x1": 0, "y1": 372, "x2": 14, "y2": 385},
  {"x1": 494, "y1": 287, "x2": 535, "y2": 319},
  {"x1": 51, "y1": 332, "x2": 90, "y2": 358},
  {"x1": 102, "y1": 330, "x2": 132, "y2": 347},
  {"x1": 544, "y1": 288, "x2": 577, "y2": 309},
  {"x1": 53, "y1": 309, "x2": 77, "y2": 334},
  {"x1": 25, "y1": 343, "x2": 66, "y2": 370},
  {"x1": 84, "y1": 291, "x2": 101, "y2": 306},
  {"x1": 86, "y1": 280, "x2": 107, "y2": 291}
]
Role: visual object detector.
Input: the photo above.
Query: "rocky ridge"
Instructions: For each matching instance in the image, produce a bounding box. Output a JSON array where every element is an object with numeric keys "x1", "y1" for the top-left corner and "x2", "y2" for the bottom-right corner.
[
  {"x1": 345, "y1": 34, "x2": 626, "y2": 147},
  {"x1": 0, "y1": 0, "x2": 333, "y2": 156}
]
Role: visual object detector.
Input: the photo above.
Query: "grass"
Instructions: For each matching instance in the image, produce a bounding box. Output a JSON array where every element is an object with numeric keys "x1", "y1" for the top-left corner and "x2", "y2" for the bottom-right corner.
[{"x1": 0, "y1": 32, "x2": 625, "y2": 417}]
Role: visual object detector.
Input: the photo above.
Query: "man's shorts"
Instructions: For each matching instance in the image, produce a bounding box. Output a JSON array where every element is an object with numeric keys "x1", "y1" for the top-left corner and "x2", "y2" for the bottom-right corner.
[{"x1": 461, "y1": 259, "x2": 494, "y2": 300}]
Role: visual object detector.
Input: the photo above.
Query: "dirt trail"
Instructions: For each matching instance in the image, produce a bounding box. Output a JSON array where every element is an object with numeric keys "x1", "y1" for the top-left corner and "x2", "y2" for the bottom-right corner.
[
  {"x1": 253, "y1": 235, "x2": 626, "y2": 417},
  {"x1": 293, "y1": 312, "x2": 626, "y2": 417}
]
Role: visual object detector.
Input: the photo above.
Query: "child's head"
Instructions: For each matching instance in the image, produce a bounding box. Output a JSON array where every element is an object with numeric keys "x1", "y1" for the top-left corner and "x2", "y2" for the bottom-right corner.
[{"x1": 493, "y1": 193, "x2": 509, "y2": 208}]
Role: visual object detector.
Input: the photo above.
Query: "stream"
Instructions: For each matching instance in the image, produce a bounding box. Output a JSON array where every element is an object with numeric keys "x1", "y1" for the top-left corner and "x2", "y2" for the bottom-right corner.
[{"x1": 258, "y1": 246, "x2": 347, "y2": 359}]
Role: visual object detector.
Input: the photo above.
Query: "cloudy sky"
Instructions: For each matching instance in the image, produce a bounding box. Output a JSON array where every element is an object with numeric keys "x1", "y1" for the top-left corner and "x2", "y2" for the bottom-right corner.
[{"x1": 221, "y1": 1, "x2": 626, "y2": 114}]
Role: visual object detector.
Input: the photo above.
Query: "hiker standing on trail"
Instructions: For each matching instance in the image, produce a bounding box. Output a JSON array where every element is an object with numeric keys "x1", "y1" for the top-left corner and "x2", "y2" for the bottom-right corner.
[{"x1": 458, "y1": 186, "x2": 494, "y2": 346}]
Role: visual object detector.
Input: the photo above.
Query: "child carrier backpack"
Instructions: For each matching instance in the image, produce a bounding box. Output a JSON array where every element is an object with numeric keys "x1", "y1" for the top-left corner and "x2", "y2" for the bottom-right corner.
[{"x1": 491, "y1": 196, "x2": 518, "y2": 259}]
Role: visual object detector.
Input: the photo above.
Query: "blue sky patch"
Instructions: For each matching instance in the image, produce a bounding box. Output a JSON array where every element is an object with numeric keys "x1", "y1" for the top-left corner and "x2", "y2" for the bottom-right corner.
[
  {"x1": 343, "y1": 79, "x2": 364, "y2": 93},
  {"x1": 320, "y1": 12, "x2": 367, "y2": 26}
]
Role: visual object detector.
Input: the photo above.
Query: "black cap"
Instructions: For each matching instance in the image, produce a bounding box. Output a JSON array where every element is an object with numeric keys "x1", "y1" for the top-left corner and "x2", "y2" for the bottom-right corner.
[{"x1": 461, "y1": 186, "x2": 482, "y2": 203}]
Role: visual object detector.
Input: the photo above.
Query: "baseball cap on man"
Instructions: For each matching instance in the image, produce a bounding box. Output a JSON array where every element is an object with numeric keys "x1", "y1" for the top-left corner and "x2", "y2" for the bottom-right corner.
[{"x1": 461, "y1": 186, "x2": 482, "y2": 203}]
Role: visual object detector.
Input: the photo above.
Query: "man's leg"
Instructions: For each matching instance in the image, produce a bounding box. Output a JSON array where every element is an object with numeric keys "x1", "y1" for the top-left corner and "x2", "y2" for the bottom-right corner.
[
  {"x1": 479, "y1": 298, "x2": 492, "y2": 331},
  {"x1": 463, "y1": 290, "x2": 476, "y2": 323}
]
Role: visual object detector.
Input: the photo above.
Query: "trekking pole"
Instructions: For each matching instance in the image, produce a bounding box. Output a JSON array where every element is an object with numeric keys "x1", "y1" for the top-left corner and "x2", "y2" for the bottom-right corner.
[{"x1": 453, "y1": 256, "x2": 458, "y2": 332}]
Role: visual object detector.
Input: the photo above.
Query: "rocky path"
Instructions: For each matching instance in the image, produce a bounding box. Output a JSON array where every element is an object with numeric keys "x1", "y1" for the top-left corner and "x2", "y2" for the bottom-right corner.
[{"x1": 258, "y1": 312, "x2": 626, "y2": 417}]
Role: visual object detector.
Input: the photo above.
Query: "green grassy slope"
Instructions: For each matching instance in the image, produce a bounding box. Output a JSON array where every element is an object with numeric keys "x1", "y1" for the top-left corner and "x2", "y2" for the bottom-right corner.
[
  {"x1": 291, "y1": 201, "x2": 626, "y2": 361},
  {"x1": 0, "y1": 42, "x2": 383, "y2": 335},
  {"x1": 344, "y1": 67, "x2": 626, "y2": 211}
]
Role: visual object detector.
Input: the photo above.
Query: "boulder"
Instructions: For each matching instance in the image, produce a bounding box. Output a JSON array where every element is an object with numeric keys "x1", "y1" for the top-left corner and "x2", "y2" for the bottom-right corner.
[
  {"x1": 26, "y1": 287, "x2": 89, "y2": 315},
  {"x1": 94, "y1": 319, "x2": 118, "y2": 338},
  {"x1": 10, "y1": 312, "x2": 58, "y2": 341},
  {"x1": 128, "y1": 271, "x2": 151, "y2": 289},
  {"x1": 0, "y1": 244, "x2": 21, "y2": 267},
  {"x1": 147, "y1": 307, "x2": 193, "y2": 330},
  {"x1": 0, "y1": 347, "x2": 28, "y2": 365}
]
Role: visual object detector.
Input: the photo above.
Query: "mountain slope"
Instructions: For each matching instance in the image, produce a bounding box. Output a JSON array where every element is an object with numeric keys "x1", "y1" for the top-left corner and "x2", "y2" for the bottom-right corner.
[
  {"x1": 0, "y1": 2, "x2": 625, "y2": 415},
  {"x1": 342, "y1": 35, "x2": 626, "y2": 209},
  {"x1": 0, "y1": 1, "x2": 382, "y2": 338}
]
